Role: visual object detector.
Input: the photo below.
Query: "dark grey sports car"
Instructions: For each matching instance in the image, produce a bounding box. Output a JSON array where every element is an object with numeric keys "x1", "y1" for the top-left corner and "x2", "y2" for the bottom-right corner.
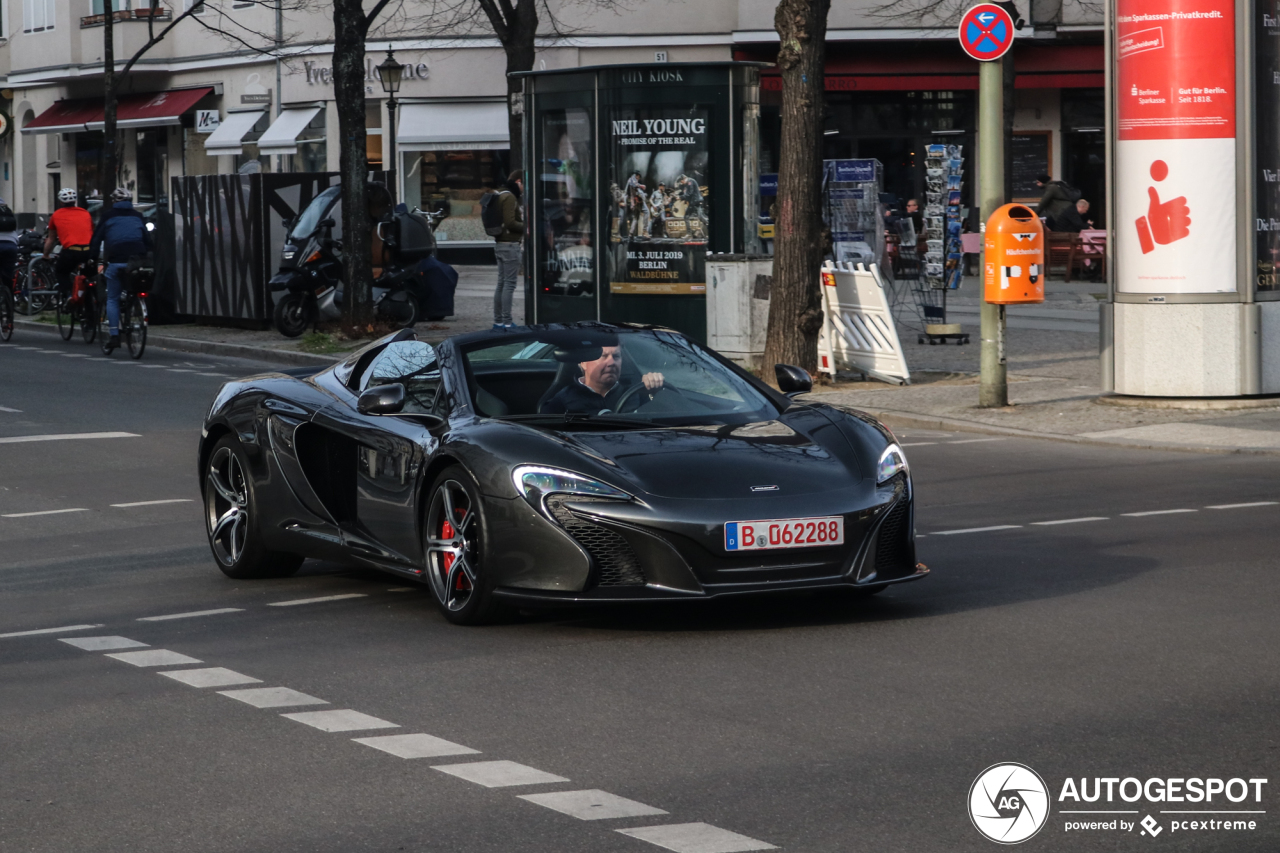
[{"x1": 199, "y1": 324, "x2": 925, "y2": 624}]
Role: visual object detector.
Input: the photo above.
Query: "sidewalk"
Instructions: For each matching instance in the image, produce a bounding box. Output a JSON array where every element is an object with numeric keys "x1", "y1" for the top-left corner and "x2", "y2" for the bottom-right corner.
[
  {"x1": 815, "y1": 276, "x2": 1280, "y2": 455},
  {"x1": 12, "y1": 265, "x2": 521, "y2": 366}
]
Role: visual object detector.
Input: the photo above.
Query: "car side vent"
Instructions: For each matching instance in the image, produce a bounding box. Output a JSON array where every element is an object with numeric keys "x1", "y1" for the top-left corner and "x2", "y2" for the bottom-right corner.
[
  {"x1": 546, "y1": 496, "x2": 646, "y2": 587},
  {"x1": 874, "y1": 498, "x2": 911, "y2": 576}
]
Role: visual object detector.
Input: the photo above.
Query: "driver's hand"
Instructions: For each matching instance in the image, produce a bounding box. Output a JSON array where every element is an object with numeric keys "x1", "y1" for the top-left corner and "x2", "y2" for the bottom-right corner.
[{"x1": 642, "y1": 372, "x2": 664, "y2": 391}]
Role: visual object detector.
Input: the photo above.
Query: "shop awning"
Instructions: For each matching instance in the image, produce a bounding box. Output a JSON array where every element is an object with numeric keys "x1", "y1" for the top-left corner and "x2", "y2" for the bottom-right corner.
[
  {"x1": 203, "y1": 110, "x2": 266, "y2": 155},
  {"x1": 257, "y1": 106, "x2": 323, "y2": 155},
  {"x1": 23, "y1": 87, "x2": 214, "y2": 134},
  {"x1": 397, "y1": 102, "x2": 509, "y2": 151}
]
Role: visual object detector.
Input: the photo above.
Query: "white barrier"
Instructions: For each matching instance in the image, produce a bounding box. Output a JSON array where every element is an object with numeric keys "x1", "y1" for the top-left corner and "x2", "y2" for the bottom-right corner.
[{"x1": 817, "y1": 261, "x2": 912, "y2": 385}]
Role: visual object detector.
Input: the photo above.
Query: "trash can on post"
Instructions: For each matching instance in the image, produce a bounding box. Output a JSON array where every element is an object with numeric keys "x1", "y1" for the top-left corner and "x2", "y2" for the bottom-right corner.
[{"x1": 983, "y1": 204, "x2": 1045, "y2": 304}]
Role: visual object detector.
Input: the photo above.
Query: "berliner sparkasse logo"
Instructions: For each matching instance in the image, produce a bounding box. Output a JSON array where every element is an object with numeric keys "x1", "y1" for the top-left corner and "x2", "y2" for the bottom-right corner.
[{"x1": 969, "y1": 763, "x2": 1051, "y2": 844}]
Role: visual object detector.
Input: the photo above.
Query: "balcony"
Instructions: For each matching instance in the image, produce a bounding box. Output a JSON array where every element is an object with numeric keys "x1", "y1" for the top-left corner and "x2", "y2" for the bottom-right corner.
[{"x1": 81, "y1": 7, "x2": 171, "y2": 29}]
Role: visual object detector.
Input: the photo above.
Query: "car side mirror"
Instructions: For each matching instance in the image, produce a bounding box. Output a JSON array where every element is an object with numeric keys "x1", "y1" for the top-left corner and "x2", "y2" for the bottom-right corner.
[
  {"x1": 357, "y1": 383, "x2": 406, "y2": 415},
  {"x1": 775, "y1": 364, "x2": 813, "y2": 397}
]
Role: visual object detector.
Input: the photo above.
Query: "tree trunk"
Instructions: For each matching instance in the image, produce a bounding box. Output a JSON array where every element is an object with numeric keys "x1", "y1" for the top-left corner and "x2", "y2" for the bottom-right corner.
[
  {"x1": 332, "y1": 0, "x2": 374, "y2": 328},
  {"x1": 103, "y1": 0, "x2": 118, "y2": 197},
  {"x1": 762, "y1": 0, "x2": 831, "y2": 380},
  {"x1": 501, "y1": 0, "x2": 538, "y2": 173}
]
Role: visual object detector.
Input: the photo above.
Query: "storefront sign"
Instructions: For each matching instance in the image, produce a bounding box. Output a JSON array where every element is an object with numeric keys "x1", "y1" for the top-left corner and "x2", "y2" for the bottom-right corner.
[
  {"x1": 195, "y1": 110, "x2": 220, "y2": 133},
  {"x1": 1114, "y1": 0, "x2": 1236, "y2": 293},
  {"x1": 301, "y1": 57, "x2": 429, "y2": 87},
  {"x1": 831, "y1": 159, "x2": 878, "y2": 183},
  {"x1": 606, "y1": 106, "x2": 711, "y2": 295},
  {"x1": 760, "y1": 173, "x2": 778, "y2": 195}
]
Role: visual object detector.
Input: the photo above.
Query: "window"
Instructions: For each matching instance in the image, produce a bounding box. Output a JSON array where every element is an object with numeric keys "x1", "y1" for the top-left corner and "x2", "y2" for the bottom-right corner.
[
  {"x1": 24, "y1": 0, "x2": 57, "y2": 32},
  {"x1": 360, "y1": 341, "x2": 443, "y2": 415},
  {"x1": 91, "y1": 0, "x2": 132, "y2": 14}
]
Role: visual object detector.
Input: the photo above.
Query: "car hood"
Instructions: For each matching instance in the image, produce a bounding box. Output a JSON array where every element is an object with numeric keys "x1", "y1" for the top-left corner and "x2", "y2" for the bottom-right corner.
[{"x1": 562, "y1": 411, "x2": 865, "y2": 499}]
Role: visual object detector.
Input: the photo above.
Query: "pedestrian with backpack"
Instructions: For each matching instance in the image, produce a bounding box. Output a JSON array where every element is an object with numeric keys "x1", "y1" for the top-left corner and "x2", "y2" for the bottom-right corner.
[
  {"x1": 482, "y1": 170, "x2": 524, "y2": 330},
  {"x1": 1034, "y1": 174, "x2": 1081, "y2": 229}
]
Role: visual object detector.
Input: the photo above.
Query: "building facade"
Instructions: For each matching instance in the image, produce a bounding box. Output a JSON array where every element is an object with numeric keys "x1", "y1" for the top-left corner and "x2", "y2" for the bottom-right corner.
[{"x1": 0, "y1": 0, "x2": 1103, "y2": 246}]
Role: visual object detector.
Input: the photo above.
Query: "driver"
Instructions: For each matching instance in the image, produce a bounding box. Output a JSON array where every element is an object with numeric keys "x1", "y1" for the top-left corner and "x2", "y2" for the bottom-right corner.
[{"x1": 540, "y1": 345, "x2": 664, "y2": 414}]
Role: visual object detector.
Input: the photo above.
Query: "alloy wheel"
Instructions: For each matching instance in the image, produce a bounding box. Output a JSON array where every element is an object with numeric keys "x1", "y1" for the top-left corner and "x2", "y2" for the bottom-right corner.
[
  {"x1": 206, "y1": 446, "x2": 250, "y2": 567},
  {"x1": 425, "y1": 479, "x2": 478, "y2": 612}
]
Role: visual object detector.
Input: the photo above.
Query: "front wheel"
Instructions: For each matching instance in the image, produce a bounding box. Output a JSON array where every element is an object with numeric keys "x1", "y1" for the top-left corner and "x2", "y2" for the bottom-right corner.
[
  {"x1": 56, "y1": 294, "x2": 75, "y2": 340},
  {"x1": 126, "y1": 297, "x2": 147, "y2": 359},
  {"x1": 204, "y1": 435, "x2": 304, "y2": 579},
  {"x1": 423, "y1": 465, "x2": 508, "y2": 625},
  {"x1": 81, "y1": 286, "x2": 98, "y2": 344},
  {"x1": 273, "y1": 291, "x2": 312, "y2": 338},
  {"x1": 0, "y1": 287, "x2": 12, "y2": 342}
]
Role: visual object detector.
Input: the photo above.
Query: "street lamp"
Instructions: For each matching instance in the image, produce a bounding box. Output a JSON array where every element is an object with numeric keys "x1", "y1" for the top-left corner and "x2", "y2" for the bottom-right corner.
[{"x1": 377, "y1": 48, "x2": 404, "y2": 201}]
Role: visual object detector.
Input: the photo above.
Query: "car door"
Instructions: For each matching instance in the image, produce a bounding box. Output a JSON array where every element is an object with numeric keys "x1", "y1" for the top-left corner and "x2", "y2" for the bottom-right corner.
[{"x1": 340, "y1": 340, "x2": 444, "y2": 566}]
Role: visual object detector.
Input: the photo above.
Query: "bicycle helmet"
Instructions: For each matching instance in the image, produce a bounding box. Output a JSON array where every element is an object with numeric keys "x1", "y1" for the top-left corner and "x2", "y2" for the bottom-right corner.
[
  {"x1": 57, "y1": 187, "x2": 79, "y2": 204},
  {"x1": 110, "y1": 187, "x2": 132, "y2": 202}
]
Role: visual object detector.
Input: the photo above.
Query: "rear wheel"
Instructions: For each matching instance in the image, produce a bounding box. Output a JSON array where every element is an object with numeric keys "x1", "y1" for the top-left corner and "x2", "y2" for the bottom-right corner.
[
  {"x1": 0, "y1": 287, "x2": 12, "y2": 342},
  {"x1": 203, "y1": 435, "x2": 303, "y2": 579},
  {"x1": 424, "y1": 465, "x2": 507, "y2": 625},
  {"x1": 56, "y1": 293, "x2": 75, "y2": 340},
  {"x1": 273, "y1": 292, "x2": 312, "y2": 338},
  {"x1": 81, "y1": 285, "x2": 98, "y2": 344},
  {"x1": 381, "y1": 291, "x2": 421, "y2": 329},
  {"x1": 126, "y1": 297, "x2": 147, "y2": 359}
]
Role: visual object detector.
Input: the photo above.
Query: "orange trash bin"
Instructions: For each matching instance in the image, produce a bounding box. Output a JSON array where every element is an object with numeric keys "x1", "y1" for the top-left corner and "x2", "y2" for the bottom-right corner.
[{"x1": 983, "y1": 203, "x2": 1045, "y2": 304}]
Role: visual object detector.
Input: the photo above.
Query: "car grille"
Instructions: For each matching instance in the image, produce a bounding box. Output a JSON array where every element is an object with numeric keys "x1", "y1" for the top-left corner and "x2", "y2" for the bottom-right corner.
[
  {"x1": 875, "y1": 498, "x2": 911, "y2": 576},
  {"x1": 546, "y1": 496, "x2": 646, "y2": 587}
]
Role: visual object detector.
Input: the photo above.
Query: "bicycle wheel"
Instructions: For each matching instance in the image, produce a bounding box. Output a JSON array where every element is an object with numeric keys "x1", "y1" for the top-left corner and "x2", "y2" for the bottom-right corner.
[
  {"x1": 81, "y1": 286, "x2": 98, "y2": 344},
  {"x1": 126, "y1": 296, "x2": 147, "y2": 359},
  {"x1": 28, "y1": 265, "x2": 55, "y2": 315},
  {"x1": 55, "y1": 292, "x2": 75, "y2": 340},
  {"x1": 13, "y1": 268, "x2": 32, "y2": 315},
  {"x1": 0, "y1": 286, "x2": 13, "y2": 342}
]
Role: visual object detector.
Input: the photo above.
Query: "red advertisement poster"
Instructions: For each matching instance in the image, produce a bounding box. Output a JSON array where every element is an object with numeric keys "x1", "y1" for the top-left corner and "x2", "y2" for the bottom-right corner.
[{"x1": 1116, "y1": 0, "x2": 1236, "y2": 140}]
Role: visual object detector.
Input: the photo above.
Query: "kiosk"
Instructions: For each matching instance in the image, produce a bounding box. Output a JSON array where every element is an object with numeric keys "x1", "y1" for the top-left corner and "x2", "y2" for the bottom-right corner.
[
  {"x1": 1105, "y1": 0, "x2": 1280, "y2": 396},
  {"x1": 518, "y1": 63, "x2": 763, "y2": 340}
]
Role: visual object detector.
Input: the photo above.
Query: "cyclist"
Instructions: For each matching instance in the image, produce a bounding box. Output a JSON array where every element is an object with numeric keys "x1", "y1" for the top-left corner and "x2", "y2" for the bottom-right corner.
[
  {"x1": 44, "y1": 188, "x2": 94, "y2": 298},
  {"x1": 90, "y1": 188, "x2": 151, "y2": 354}
]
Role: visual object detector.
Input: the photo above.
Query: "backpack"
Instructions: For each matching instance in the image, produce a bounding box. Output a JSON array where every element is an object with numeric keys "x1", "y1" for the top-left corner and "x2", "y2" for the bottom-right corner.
[
  {"x1": 479, "y1": 190, "x2": 509, "y2": 237},
  {"x1": 1055, "y1": 181, "x2": 1083, "y2": 203},
  {"x1": 0, "y1": 203, "x2": 16, "y2": 233}
]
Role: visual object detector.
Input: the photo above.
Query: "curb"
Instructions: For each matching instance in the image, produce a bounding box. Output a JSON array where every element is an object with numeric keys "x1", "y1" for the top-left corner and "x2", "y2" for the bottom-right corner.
[
  {"x1": 871, "y1": 408, "x2": 1280, "y2": 458},
  {"x1": 10, "y1": 317, "x2": 337, "y2": 367}
]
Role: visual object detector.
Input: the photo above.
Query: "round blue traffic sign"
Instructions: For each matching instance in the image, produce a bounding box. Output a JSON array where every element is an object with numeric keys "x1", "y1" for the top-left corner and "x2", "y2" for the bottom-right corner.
[{"x1": 959, "y1": 4, "x2": 1015, "y2": 61}]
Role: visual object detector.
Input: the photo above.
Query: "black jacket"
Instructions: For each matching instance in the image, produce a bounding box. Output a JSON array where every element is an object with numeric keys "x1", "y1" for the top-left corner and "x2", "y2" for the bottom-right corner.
[{"x1": 91, "y1": 202, "x2": 152, "y2": 264}]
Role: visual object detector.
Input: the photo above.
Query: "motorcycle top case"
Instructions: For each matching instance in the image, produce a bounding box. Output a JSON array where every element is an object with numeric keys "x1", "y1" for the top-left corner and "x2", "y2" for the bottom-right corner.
[{"x1": 390, "y1": 210, "x2": 436, "y2": 262}]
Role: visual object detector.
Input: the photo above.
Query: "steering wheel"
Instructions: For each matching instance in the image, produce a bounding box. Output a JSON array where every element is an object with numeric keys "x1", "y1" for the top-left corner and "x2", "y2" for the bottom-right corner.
[{"x1": 613, "y1": 380, "x2": 682, "y2": 414}]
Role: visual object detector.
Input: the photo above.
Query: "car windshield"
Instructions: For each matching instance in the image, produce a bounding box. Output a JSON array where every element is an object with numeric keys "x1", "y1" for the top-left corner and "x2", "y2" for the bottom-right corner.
[
  {"x1": 289, "y1": 186, "x2": 341, "y2": 241},
  {"x1": 462, "y1": 328, "x2": 782, "y2": 427}
]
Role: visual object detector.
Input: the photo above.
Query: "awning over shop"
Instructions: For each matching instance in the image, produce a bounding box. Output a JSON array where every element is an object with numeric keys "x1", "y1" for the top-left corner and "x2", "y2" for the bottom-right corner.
[
  {"x1": 23, "y1": 87, "x2": 214, "y2": 134},
  {"x1": 257, "y1": 106, "x2": 323, "y2": 155},
  {"x1": 397, "y1": 102, "x2": 509, "y2": 151},
  {"x1": 203, "y1": 110, "x2": 266, "y2": 155}
]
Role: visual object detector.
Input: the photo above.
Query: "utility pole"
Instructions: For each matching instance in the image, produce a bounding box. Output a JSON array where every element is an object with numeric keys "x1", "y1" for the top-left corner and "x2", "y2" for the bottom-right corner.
[{"x1": 978, "y1": 57, "x2": 1007, "y2": 408}]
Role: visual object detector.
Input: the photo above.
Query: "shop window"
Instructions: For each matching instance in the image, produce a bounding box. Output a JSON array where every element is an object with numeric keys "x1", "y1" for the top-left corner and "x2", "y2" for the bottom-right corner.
[
  {"x1": 401, "y1": 148, "x2": 509, "y2": 243},
  {"x1": 366, "y1": 103, "x2": 383, "y2": 169},
  {"x1": 136, "y1": 127, "x2": 169, "y2": 204},
  {"x1": 76, "y1": 131, "x2": 106, "y2": 201},
  {"x1": 235, "y1": 112, "x2": 271, "y2": 174},
  {"x1": 286, "y1": 110, "x2": 327, "y2": 173}
]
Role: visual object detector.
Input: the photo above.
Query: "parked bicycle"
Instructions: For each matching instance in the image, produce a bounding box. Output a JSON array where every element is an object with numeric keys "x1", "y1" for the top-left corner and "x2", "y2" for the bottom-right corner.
[
  {"x1": 11, "y1": 231, "x2": 51, "y2": 316},
  {"x1": 96, "y1": 254, "x2": 151, "y2": 358}
]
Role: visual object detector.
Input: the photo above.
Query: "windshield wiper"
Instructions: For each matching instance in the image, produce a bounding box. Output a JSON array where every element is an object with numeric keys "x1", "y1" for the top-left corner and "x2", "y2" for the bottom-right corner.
[{"x1": 499, "y1": 413, "x2": 658, "y2": 429}]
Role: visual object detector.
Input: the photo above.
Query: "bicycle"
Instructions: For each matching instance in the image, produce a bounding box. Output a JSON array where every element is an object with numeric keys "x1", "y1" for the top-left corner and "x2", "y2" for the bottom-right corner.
[
  {"x1": 96, "y1": 255, "x2": 150, "y2": 359},
  {"x1": 0, "y1": 278, "x2": 13, "y2": 342},
  {"x1": 11, "y1": 232, "x2": 50, "y2": 316},
  {"x1": 55, "y1": 259, "x2": 100, "y2": 343}
]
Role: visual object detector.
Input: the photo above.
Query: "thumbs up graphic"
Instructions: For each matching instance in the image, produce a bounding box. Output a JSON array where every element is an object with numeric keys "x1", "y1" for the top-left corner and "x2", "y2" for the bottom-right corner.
[{"x1": 1134, "y1": 160, "x2": 1191, "y2": 255}]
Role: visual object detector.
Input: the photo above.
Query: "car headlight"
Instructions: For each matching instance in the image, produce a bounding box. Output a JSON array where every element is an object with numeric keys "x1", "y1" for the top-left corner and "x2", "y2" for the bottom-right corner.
[
  {"x1": 282, "y1": 249, "x2": 296, "y2": 260},
  {"x1": 512, "y1": 465, "x2": 631, "y2": 510},
  {"x1": 876, "y1": 443, "x2": 908, "y2": 484}
]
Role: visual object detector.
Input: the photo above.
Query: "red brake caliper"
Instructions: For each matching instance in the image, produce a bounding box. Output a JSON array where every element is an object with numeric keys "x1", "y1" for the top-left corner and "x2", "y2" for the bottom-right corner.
[{"x1": 441, "y1": 519, "x2": 455, "y2": 576}]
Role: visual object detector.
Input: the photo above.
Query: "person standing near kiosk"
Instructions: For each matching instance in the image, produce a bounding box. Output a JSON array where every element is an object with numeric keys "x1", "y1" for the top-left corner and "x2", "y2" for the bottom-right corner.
[{"x1": 486, "y1": 171, "x2": 524, "y2": 331}]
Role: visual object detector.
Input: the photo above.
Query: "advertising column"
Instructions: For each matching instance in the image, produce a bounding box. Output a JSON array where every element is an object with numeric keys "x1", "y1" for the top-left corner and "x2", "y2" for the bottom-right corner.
[{"x1": 1115, "y1": 0, "x2": 1236, "y2": 293}]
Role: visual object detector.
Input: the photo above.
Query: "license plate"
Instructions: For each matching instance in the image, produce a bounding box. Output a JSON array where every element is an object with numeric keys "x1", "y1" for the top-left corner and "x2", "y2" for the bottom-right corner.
[{"x1": 724, "y1": 517, "x2": 844, "y2": 551}]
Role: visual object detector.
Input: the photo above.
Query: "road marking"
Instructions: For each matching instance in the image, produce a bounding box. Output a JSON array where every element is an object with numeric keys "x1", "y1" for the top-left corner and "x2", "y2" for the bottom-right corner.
[
  {"x1": 138, "y1": 608, "x2": 244, "y2": 622},
  {"x1": 1121, "y1": 509, "x2": 1197, "y2": 517},
  {"x1": 0, "y1": 624, "x2": 103, "y2": 639},
  {"x1": 386, "y1": 587, "x2": 415, "y2": 593},
  {"x1": 0, "y1": 431, "x2": 139, "y2": 444},
  {"x1": 352, "y1": 733, "x2": 480, "y2": 759},
  {"x1": 137, "y1": 364, "x2": 167, "y2": 369},
  {"x1": 0, "y1": 405, "x2": 22, "y2": 412},
  {"x1": 1031, "y1": 517, "x2": 1109, "y2": 526},
  {"x1": 59, "y1": 636, "x2": 148, "y2": 651},
  {"x1": 112, "y1": 499, "x2": 194, "y2": 508},
  {"x1": 2, "y1": 508, "x2": 90, "y2": 518},
  {"x1": 616, "y1": 822, "x2": 777, "y2": 852},
  {"x1": 432, "y1": 760, "x2": 569, "y2": 788},
  {"x1": 947, "y1": 438, "x2": 1007, "y2": 444},
  {"x1": 1206, "y1": 501, "x2": 1278, "y2": 510},
  {"x1": 167, "y1": 369, "x2": 196, "y2": 373},
  {"x1": 162, "y1": 668, "x2": 262, "y2": 688},
  {"x1": 197, "y1": 373, "x2": 228, "y2": 378},
  {"x1": 520, "y1": 789, "x2": 668, "y2": 821},
  {"x1": 933, "y1": 525, "x2": 1022, "y2": 535},
  {"x1": 267, "y1": 593, "x2": 368, "y2": 607},
  {"x1": 218, "y1": 687, "x2": 328, "y2": 708},
  {"x1": 280, "y1": 709, "x2": 399, "y2": 732},
  {"x1": 900, "y1": 442, "x2": 937, "y2": 447},
  {"x1": 105, "y1": 649, "x2": 203, "y2": 667},
  {"x1": 60, "y1": 353, "x2": 91, "y2": 358}
]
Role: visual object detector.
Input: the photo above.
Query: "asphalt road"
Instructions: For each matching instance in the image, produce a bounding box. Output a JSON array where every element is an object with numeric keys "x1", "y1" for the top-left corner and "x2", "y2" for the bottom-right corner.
[{"x1": 1, "y1": 336, "x2": 1277, "y2": 853}]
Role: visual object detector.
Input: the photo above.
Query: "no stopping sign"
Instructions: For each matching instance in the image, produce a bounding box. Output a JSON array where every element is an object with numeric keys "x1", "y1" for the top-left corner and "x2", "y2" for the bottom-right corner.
[{"x1": 959, "y1": 4, "x2": 1016, "y2": 61}]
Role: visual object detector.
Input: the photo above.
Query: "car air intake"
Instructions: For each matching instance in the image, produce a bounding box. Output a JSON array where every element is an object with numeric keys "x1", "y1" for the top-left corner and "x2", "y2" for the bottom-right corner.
[
  {"x1": 546, "y1": 496, "x2": 646, "y2": 587},
  {"x1": 874, "y1": 498, "x2": 912, "y2": 577}
]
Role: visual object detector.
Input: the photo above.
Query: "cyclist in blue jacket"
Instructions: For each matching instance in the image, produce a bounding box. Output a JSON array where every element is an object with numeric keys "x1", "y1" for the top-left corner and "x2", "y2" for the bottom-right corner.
[{"x1": 90, "y1": 188, "x2": 152, "y2": 354}]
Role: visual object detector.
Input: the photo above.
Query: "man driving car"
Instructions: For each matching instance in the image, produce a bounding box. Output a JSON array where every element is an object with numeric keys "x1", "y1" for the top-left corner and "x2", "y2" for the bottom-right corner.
[{"x1": 540, "y1": 345, "x2": 664, "y2": 414}]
